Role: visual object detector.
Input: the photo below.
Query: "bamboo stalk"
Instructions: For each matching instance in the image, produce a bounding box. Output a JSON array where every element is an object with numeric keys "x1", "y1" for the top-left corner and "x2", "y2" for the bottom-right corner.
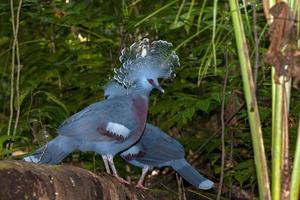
[
  {"x1": 265, "y1": 0, "x2": 284, "y2": 199},
  {"x1": 268, "y1": 0, "x2": 276, "y2": 158},
  {"x1": 271, "y1": 68, "x2": 276, "y2": 156},
  {"x1": 290, "y1": 0, "x2": 300, "y2": 198},
  {"x1": 269, "y1": 0, "x2": 294, "y2": 199},
  {"x1": 272, "y1": 77, "x2": 284, "y2": 200},
  {"x1": 228, "y1": 1, "x2": 271, "y2": 199},
  {"x1": 290, "y1": 119, "x2": 300, "y2": 200}
]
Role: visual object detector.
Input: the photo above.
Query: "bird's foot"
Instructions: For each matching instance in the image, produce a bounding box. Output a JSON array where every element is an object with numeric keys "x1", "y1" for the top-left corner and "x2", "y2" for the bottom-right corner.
[
  {"x1": 135, "y1": 183, "x2": 149, "y2": 190},
  {"x1": 115, "y1": 176, "x2": 130, "y2": 184}
]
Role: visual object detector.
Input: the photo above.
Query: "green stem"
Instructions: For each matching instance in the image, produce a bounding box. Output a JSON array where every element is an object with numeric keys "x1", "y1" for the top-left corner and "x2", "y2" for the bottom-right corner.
[
  {"x1": 272, "y1": 77, "x2": 284, "y2": 200},
  {"x1": 271, "y1": 68, "x2": 276, "y2": 155},
  {"x1": 174, "y1": 0, "x2": 185, "y2": 26},
  {"x1": 196, "y1": 0, "x2": 207, "y2": 32},
  {"x1": 290, "y1": 0, "x2": 300, "y2": 199},
  {"x1": 290, "y1": 119, "x2": 300, "y2": 200},
  {"x1": 212, "y1": 0, "x2": 218, "y2": 73},
  {"x1": 7, "y1": 0, "x2": 16, "y2": 137},
  {"x1": 270, "y1": 1, "x2": 294, "y2": 199},
  {"x1": 12, "y1": 0, "x2": 23, "y2": 137},
  {"x1": 228, "y1": 1, "x2": 271, "y2": 199},
  {"x1": 134, "y1": 0, "x2": 178, "y2": 27}
]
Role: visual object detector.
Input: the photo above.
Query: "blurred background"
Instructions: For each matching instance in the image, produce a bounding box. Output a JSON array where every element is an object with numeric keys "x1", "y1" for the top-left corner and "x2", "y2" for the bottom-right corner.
[{"x1": 0, "y1": 0, "x2": 299, "y2": 199}]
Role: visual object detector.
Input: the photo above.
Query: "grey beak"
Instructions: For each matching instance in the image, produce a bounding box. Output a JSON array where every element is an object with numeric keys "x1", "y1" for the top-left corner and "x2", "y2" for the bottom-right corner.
[{"x1": 154, "y1": 83, "x2": 165, "y2": 93}]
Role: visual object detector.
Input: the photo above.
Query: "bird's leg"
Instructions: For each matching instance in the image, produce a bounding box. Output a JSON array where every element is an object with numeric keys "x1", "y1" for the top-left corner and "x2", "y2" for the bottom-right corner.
[
  {"x1": 107, "y1": 155, "x2": 129, "y2": 184},
  {"x1": 136, "y1": 166, "x2": 150, "y2": 189},
  {"x1": 102, "y1": 155, "x2": 111, "y2": 174}
]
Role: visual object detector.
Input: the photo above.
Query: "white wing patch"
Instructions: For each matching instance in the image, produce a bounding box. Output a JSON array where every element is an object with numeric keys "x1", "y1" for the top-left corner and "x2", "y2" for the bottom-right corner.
[
  {"x1": 141, "y1": 48, "x2": 147, "y2": 57},
  {"x1": 121, "y1": 146, "x2": 140, "y2": 156},
  {"x1": 23, "y1": 155, "x2": 39, "y2": 163},
  {"x1": 106, "y1": 122, "x2": 130, "y2": 138}
]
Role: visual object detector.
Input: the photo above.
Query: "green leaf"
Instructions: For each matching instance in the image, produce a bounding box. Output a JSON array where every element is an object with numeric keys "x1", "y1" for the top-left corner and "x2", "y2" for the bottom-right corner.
[
  {"x1": 0, "y1": 135, "x2": 28, "y2": 156},
  {"x1": 183, "y1": 0, "x2": 195, "y2": 33},
  {"x1": 234, "y1": 160, "x2": 255, "y2": 185},
  {"x1": 235, "y1": 160, "x2": 254, "y2": 170},
  {"x1": 14, "y1": 87, "x2": 32, "y2": 109},
  {"x1": 196, "y1": 99, "x2": 210, "y2": 112},
  {"x1": 42, "y1": 92, "x2": 69, "y2": 116}
]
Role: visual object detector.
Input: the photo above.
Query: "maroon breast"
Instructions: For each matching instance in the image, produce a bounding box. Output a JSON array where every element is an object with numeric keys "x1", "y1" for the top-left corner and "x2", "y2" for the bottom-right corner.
[{"x1": 132, "y1": 96, "x2": 148, "y2": 140}]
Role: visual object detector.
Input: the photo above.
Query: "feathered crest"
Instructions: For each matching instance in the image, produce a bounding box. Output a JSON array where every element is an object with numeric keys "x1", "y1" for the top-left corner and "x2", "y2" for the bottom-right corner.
[
  {"x1": 104, "y1": 81, "x2": 127, "y2": 98},
  {"x1": 113, "y1": 38, "x2": 180, "y2": 88}
]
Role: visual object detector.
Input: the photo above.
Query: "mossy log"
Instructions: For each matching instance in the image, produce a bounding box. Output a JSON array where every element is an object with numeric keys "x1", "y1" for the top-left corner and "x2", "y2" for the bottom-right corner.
[{"x1": 0, "y1": 160, "x2": 155, "y2": 200}]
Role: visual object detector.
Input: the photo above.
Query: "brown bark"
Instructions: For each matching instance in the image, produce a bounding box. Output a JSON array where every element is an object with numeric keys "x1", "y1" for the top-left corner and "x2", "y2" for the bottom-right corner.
[{"x1": 0, "y1": 160, "x2": 155, "y2": 200}]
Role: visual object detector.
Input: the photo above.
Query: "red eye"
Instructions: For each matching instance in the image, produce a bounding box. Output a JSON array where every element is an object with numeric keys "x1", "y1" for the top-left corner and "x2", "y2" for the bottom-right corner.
[{"x1": 147, "y1": 79, "x2": 154, "y2": 85}]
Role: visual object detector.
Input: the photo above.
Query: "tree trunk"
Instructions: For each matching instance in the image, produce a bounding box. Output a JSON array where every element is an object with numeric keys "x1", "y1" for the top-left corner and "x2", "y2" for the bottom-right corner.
[{"x1": 0, "y1": 160, "x2": 154, "y2": 200}]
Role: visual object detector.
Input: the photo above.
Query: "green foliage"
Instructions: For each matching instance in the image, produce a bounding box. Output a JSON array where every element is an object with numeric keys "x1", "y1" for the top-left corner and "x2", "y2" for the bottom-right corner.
[
  {"x1": 0, "y1": 0, "x2": 299, "y2": 198},
  {"x1": 233, "y1": 160, "x2": 255, "y2": 186},
  {"x1": 0, "y1": 135, "x2": 28, "y2": 158}
]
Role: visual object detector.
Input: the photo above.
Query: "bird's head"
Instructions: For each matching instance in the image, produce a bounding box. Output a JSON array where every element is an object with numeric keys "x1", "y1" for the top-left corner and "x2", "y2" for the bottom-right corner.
[
  {"x1": 138, "y1": 77, "x2": 164, "y2": 93},
  {"x1": 112, "y1": 38, "x2": 179, "y2": 96},
  {"x1": 104, "y1": 77, "x2": 164, "y2": 101}
]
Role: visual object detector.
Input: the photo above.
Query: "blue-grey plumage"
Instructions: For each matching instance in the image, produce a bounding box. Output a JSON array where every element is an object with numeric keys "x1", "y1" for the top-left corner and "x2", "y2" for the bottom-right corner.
[
  {"x1": 105, "y1": 81, "x2": 214, "y2": 190},
  {"x1": 57, "y1": 95, "x2": 148, "y2": 155},
  {"x1": 120, "y1": 124, "x2": 214, "y2": 190},
  {"x1": 24, "y1": 38, "x2": 180, "y2": 184},
  {"x1": 23, "y1": 135, "x2": 79, "y2": 164},
  {"x1": 121, "y1": 124, "x2": 184, "y2": 166},
  {"x1": 24, "y1": 80, "x2": 153, "y2": 183},
  {"x1": 171, "y1": 159, "x2": 213, "y2": 190}
]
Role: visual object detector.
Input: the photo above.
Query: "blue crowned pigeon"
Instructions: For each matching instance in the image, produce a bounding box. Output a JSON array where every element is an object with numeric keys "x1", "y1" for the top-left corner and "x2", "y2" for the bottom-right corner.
[
  {"x1": 104, "y1": 82, "x2": 214, "y2": 190},
  {"x1": 24, "y1": 38, "x2": 180, "y2": 183}
]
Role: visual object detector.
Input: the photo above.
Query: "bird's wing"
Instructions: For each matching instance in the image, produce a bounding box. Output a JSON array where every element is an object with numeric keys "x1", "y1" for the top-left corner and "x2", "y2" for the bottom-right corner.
[
  {"x1": 123, "y1": 124, "x2": 185, "y2": 166},
  {"x1": 57, "y1": 96, "x2": 141, "y2": 142}
]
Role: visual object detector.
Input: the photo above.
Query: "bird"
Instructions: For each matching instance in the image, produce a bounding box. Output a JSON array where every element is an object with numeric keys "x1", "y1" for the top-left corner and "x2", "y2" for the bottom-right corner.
[
  {"x1": 24, "y1": 38, "x2": 180, "y2": 183},
  {"x1": 104, "y1": 81, "x2": 214, "y2": 190}
]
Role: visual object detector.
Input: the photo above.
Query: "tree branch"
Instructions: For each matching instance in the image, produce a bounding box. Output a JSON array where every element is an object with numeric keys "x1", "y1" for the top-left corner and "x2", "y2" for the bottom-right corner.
[{"x1": 0, "y1": 160, "x2": 155, "y2": 200}]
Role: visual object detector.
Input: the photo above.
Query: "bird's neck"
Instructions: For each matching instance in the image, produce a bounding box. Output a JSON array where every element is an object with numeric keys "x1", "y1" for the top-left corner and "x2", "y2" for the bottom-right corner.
[
  {"x1": 130, "y1": 94, "x2": 149, "y2": 106},
  {"x1": 130, "y1": 86, "x2": 152, "y2": 98}
]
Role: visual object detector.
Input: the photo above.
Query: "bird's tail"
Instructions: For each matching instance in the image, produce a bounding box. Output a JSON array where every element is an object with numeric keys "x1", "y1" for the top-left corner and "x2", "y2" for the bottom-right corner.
[
  {"x1": 171, "y1": 158, "x2": 214, "y2": 190},
  {"x1": 23, "y1": 135, "x2": 78, "y2": 164}
]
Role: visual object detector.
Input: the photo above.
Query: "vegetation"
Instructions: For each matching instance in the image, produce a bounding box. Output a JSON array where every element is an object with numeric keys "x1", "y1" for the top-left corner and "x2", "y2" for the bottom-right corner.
[{"x1": 0, "y1": 0, "x2": 299, "y2": 199}]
